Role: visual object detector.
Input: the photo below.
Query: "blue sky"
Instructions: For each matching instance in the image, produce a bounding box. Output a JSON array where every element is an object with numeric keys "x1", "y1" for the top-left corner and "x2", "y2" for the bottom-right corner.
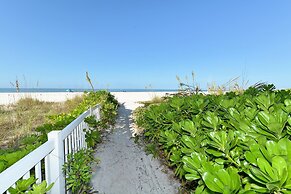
[{"x1": 0, "y1": 1, "x2": 290, "y2": 89}]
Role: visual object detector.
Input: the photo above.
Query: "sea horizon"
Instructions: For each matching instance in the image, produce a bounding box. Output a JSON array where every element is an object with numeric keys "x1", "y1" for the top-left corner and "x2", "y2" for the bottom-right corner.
[{"x1": 0, "y1": 88, "x2": 180, "y2": 93}]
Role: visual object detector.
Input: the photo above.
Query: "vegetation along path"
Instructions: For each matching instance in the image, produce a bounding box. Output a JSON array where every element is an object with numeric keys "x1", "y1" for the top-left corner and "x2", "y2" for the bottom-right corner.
[{"x1": 91, "y1": 97, "x2": 180, "y2": 194}]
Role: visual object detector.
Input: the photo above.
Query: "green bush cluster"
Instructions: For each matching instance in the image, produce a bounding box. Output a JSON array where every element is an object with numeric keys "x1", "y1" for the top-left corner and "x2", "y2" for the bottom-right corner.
[
  {"x1": 0, "y1": 90, "x2": 118, "y2": 173},
  {"x1": 135, "y1": 86, "x2": 291, "y2": 193},
  {"x1": 84, "y1": 116, "x2": 102, "y2": 148},
  {"x1": 62, "y1": 148, "x2": 98, "y2": 194},
  {"x1": 8, "y1": 177, "x2": 53, "y2": 194}
]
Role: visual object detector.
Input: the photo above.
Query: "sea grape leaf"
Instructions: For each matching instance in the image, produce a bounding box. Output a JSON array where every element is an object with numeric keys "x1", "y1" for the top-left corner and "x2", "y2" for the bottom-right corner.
[{"x1": 202, "y1": 171, "x2": 224, "y2": 193}]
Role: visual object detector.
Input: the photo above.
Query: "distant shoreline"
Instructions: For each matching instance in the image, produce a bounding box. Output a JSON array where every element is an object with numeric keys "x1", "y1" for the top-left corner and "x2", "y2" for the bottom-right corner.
[
  {"x1": 0, "y1": 88, "x2": 178, "y2": 93},
  {"x1": 0, "y1": 91, "x2": 176, "y2": 105}
]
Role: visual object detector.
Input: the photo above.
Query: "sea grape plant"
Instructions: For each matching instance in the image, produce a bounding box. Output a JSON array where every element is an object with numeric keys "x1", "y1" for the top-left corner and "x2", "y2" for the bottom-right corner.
[
  {"x1": 134, "y1": 85, "x2": 291, "y2": 193},
  {"x1": 63, "y1": 148, "x2": 98, "y2": 194},
  {"x1": 8, "y1": 177, "x2": 53, "y2": 194}
]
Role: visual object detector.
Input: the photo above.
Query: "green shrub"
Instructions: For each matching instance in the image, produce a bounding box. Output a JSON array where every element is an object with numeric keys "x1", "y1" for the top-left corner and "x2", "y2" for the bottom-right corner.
[
  {"x1": 135, "y1": 85, "x2": 291, "y2": 193},
  {"x1": 8, "y1": 177, "x2": 53, "y2": 194},
  {"x1": 84, "y1": 116, "x2": 102, "y2": 148},
  {"x1": 62, "y1": 148, "x2": 98, "y2": 194}
]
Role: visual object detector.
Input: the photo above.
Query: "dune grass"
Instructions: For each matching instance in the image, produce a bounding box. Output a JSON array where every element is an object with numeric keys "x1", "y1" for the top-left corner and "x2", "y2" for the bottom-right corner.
[
  {"x1": 0, "y1": 95, "x2": 84, "y2": 148},
  {"x1": 138, "y1": 96, "x2": 166, "y2": 107}
]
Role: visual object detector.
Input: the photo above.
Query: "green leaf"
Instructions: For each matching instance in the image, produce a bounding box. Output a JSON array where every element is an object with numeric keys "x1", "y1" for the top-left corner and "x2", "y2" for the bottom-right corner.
[
  {"x1": 181, "y1": 135, "x2": 197, "y2": 150},
  {"x1": 249, "y1": 183, "x2": 269, "y2": 193},
  {"x1": 249, "y1": 167, "x2": 270, "y2": 184},
  {"x1": 28, "y1": 181, "x2": 54, "y2": 194},
  {"x1": 284, "y1": 99, "x2": 291, "y2": 106},
  {"x1": 185, "y1": 172, "x2": 200, "y2": 181},
  {"x1": 257, "y1": 111, "x2": 270, "y2": 127},
  {"x1": 8, "y1": 177, "x2": 37, "y2": 193},
  {"x1": 245, "y1": 151, "x2": 257, "y2": 165},
  {"x1": 206, "y1": 149, "x2": 224, "y2": 157},
  {"x1": 202, "y1": 172, "x2": 224, "y2": 193},
  {"x1": 182, "y1": 155, "x2": 201, "y2": 171},
  {"x1": 227, "y1": 167, "x2": 241, "y2": 192},
  {"x1": 194, "y1": 184, "x2": 206, "y2": 194},
  {"x1": 181, "y1": 120, "x2": 197, "y2": 135},
  {"x1": 216, "y1": 169, "x2": 230, "y2": 186},
  {"x1": 272, "y1": 156, "x2": 288, "y2": 186}
]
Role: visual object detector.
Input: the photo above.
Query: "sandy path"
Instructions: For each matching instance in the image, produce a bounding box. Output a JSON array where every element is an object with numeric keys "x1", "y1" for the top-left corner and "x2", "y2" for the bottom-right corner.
[{"x1": 91, "y1": 104, "x2": 180, "y2": 194}]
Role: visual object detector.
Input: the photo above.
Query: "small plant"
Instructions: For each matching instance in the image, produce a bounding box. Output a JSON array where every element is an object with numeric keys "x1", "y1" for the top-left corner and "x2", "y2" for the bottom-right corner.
[
  {"x1": 176, "y1": 71, "x2": 201, "y2": 95},
  {"x1": 145, "y1": 143, "x2": 159, "y2": 158},
  {"x1": 207, "y1": 76, "x2": 249, "y2": 95},
  {"x1": 84, "y1": 116, "x2": 102, "y2": 148},
  {"x1": 138, "y1": 96, "x2": 165, "y2": 107},
  {"x1": 8, "y1": 176, "x2": 53, "y2": 194},
  {"x1": 63, "y1": 148, "x2": 98, "y2": 194},
  {"x1": 207, "y1": 81, "x2": 226, "y2": 95}
]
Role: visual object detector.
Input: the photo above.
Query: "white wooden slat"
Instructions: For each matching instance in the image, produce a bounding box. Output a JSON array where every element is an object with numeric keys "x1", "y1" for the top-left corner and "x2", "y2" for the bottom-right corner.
[
  {"x1": 71, "y1": 131, "x2": 75, "y2": 153},
  {"x1": 74, "y1": 128, "x2": 78, "y2": 151},
  {"x1": 79, "y1": 124, "x2": 82, "y2": 149},
  {"x1": 64, "y1": 137, "x2": 68, "y2": 162},
  {"x1": 78, "y1": 125, "x2": 81, "y2": 150},
  {"x1": 80, "y1": 122, "x2": 84, "y2": 148},
  {"x1": 35, "y1": 162, "x2": 42, "y2": 184},
  {"x1": 79, "y1": 123, "x2": 83, "y2": 149},
  {"x1": 82, "y1": 122, "x2": 85, "y2": 149},
  {"x1": 75, "y1": 127, "x2": 78, "y2": 151},
  {"x1": 74, "y1": 129, "x2": 77, "y2": 152},
  {"x1": 76, "y1": 127, "x2": 79, "y2": 151},
  {"x1": 45, "y1": 155, "x2": 50, "y2": 183},
  {"x1": 73, "y1": 130, "x2": 76, "y2": 153},
  {"x1": 84, "y1": 121, "x2": 88, "y2": 149},
  {"x1": 68, "y1": 134, "x2": 72, "y2": 154}
]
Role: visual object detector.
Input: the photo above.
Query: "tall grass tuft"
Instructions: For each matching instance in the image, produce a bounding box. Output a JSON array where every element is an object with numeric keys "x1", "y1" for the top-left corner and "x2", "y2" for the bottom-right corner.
[
  {"x1": 86, "y1": 71, "x2": 94, "y2": 91},
  {"x1": 0, "y1": 95, "x2": 85, "y2": 149}
]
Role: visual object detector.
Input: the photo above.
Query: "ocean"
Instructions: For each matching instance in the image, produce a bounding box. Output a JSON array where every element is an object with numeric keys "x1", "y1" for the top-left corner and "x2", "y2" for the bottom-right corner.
[{"x1": 0, "y1": 88, "x2": 178, "y2": 93}]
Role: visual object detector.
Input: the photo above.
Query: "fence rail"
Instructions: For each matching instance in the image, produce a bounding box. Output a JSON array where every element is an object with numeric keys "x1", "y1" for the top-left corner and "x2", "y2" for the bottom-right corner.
[{"x1": 0, "y1": 104, "x2": 101, "y2": 194}]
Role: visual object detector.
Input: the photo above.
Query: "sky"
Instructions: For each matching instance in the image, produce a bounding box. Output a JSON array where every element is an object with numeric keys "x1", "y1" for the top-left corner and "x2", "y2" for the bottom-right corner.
[{"x1": 0, "y1": 0, "x2": 290, "y2": 90}]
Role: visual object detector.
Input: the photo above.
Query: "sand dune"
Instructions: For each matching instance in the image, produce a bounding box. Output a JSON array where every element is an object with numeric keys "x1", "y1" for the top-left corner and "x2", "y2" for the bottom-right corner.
[{"x1": 0, "y1": 92, "x2": 172, "y2": 106}]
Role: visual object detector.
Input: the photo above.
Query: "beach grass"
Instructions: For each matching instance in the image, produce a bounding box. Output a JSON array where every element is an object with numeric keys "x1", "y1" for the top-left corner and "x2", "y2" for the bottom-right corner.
[
  {"x1": 0, "y1": 95, "x2": 84, "y2": 148},
  {"x1": 137, "y1": 96, "x2": 166, "y2": 106}
]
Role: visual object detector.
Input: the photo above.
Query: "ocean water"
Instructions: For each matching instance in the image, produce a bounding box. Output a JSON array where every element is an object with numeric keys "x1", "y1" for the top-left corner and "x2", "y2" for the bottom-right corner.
[{"x1": 0, "y1": 88, "x2": 178, "y2": 93}]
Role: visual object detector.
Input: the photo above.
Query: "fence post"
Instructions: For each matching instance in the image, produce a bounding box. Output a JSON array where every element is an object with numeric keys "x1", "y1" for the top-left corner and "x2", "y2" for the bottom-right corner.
[{"x1": 47, "y1": 131, "x2": 66, "y2": 194}]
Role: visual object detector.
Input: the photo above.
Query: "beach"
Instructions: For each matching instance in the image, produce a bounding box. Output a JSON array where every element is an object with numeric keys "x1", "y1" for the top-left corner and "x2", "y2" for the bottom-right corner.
[
  {"x1": 0, "y1": 92, "x2": 84, "y2": 105},
  {"x1": 0, "y1": 92, "x2": 173, "y2": 107}
]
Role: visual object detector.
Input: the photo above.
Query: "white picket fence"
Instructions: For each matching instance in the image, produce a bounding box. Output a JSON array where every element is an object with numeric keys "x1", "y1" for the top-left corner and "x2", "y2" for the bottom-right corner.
[{"x1": 0, "y1": 105, "x2": 101, "y2": 194}]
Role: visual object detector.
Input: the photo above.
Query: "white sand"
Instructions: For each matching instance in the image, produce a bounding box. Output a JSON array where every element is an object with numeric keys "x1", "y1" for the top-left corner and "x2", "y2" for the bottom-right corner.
[
  {"x1": 0, "y1": 92, "x2": 173, "y2": 106},
  {"x1": 0, "y1": 92, "x2": 84, "y2": 105},
  {"x1": 111, "y1": 92, "x2": 172, "y2": 110}
]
